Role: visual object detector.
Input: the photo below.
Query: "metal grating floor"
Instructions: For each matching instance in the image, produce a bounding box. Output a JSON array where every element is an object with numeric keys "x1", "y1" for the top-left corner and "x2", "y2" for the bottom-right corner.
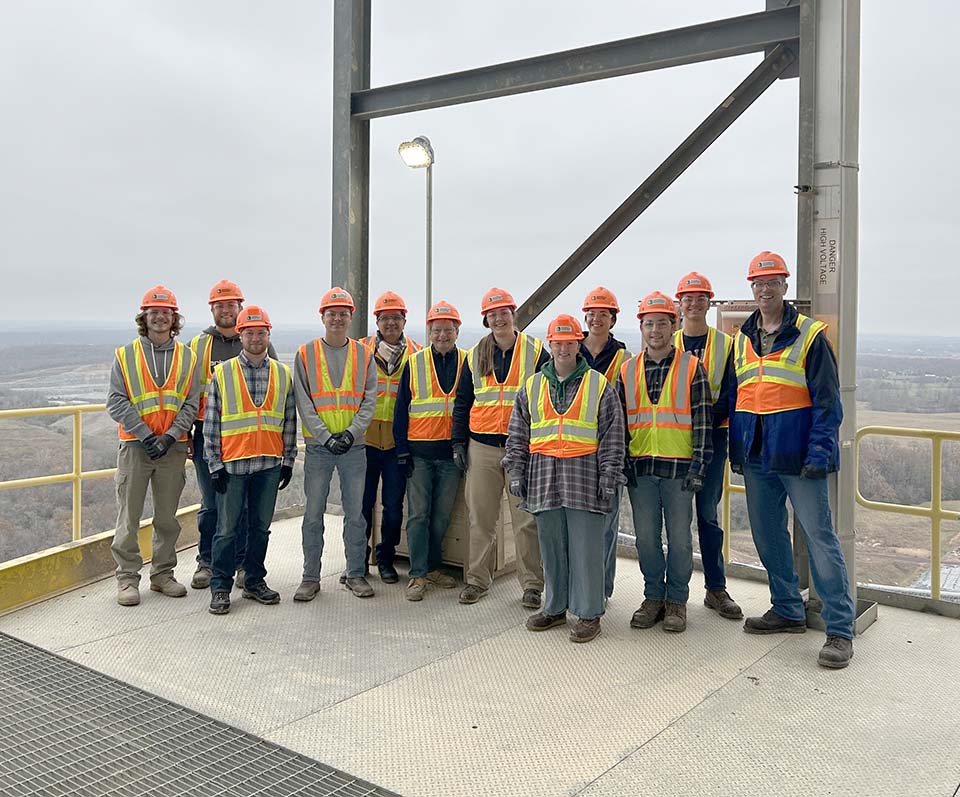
[{"x1": 0, "y1": 633, "x2": 399, "y2": 797}]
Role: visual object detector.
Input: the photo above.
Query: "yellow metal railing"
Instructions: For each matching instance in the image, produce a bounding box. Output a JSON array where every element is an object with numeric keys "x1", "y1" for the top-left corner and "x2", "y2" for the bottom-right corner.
[
  {"x1": 854, "y1": 426, "x2": 960, "y2": 601},
  {"x1": 0, "y1": 404, "x2": 115, "y2": 542},
  {"x1": 720, "y1": 463, "x2": 744, "y2": 565}
]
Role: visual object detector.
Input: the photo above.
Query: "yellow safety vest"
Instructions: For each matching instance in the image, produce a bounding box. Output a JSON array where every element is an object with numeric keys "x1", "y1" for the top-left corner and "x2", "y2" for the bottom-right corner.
[
  {"x1": 526, "y1": 369, "x2": 606, "y2": 458},
  {"x1": 360, "y1": 336, "x2": 422, "y2": 422},
  {"x1": 189, "y1": 333, "x2": 214, "y2": 420},
  {"x1": 621, "y1": 350, "x2": 698, "y2": 460},
  {"x1": 468, "y1": 332, "x2": 543, "y2": 435},
  {"x1": 407, "y1": 347, "x2": 465, "y2": 441},
  {"x1": 215, "y1": 357, "x2": 291, "y2": 462},
  {"x1": 115, "y1": 339, "x2": 196, "y2": 441},
  {"x1": 297, "y1": 338, "x2": 371, "y2": 435}
]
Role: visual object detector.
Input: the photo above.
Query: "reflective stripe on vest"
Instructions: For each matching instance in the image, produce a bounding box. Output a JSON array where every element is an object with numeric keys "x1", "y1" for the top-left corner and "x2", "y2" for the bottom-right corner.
[
  {"x1": 216, "y1": 358, "x2": 291, "y2": 462},
  {"x1": 621, "y1": 350, "x2": 697, "y2": 459},
  {"x1": 408, "y1": 347, "x2": 465, "y2": 441},
  {"x1": 602, "y1": 348, "x2": 628, "y2": 387},
  {"x1": 468, "y1": 333, "x2": 543, "y2": 436},
  {"x1": 734, "y1": 313, "x2": 825, "y2": 415},
  {"x1": 116, "y1": 339, "x2": 196, "y2": 441},
  {"x1": 298, "y1": 338, "x2": 370, "y2": 436},
  {"x1": 189, "y1": 333, "x2": 214, "y2": 420},
  {"x1": 360, "y1": 336, "x2": 423, "y2": 422},
  {"x1": 527, "y1": 370, "x2": 606, "y2": 458},
  {"x1": 674, "y1": 326, "x2": 732, "y2": 428}
]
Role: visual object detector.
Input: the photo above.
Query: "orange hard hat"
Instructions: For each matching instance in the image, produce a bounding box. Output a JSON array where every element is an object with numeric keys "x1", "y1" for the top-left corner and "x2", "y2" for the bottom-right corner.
[
  {"x1": 208, "y1": 279, "x2": 244, "y2": 304},
  {"x1": 748, "y1": 251, "x2": 790, "y2": 280},
  {"x1": 636, "y1": 291, "x2": 678, "y2": 319},
  {"x1": 480, "y1": 287, "x2": 517, "y2": 316},
  {"x1": 545, "y1": 313, "x2": 583, "y2": 342},
  {"x1": 235, "y1": 305, "x2": 272, "y2": 332},
  {"x1": 319, "y1": 286, "x2": 356, "y2": 313},
  {"x1": 140, "y1": 285, "x2": 179, "y2": 311},
  {"x1": 373, "y1": 291, "x2": 408, "y2": 316},
  {"x1": 675, "y1": 272, "x2": 715, "y2": 299},
  {"x1": 426, "y1": 300, "x2": 461, "y2": 325},
  {"x1": 582, "y1": 286, "x2": 620, "y2": 313}
]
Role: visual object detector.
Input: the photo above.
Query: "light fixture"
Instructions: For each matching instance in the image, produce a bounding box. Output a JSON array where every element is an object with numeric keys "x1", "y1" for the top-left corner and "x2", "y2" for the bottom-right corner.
[{"x1": 398, "y1": 136, "x2": 435, "y2": 169}]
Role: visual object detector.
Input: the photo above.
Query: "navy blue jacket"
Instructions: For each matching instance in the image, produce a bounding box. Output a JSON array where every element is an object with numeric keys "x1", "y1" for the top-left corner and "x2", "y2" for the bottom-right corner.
[{"x1": 728, "y1": 302, "x2": 842, "y2": 475}]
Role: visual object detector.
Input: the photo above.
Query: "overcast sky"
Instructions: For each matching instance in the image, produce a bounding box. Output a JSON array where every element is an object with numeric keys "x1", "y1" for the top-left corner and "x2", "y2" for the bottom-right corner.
[{"x1": 1, "y1": 1, "x2": 955, "y2": 335}]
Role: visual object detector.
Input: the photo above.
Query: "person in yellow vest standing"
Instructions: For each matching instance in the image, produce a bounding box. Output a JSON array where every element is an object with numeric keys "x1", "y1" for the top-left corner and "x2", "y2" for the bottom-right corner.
[
  {"x1": 673, "y1": 272, "x2": 742, "y2": 621},
  {"x1": 189, "y1": 279, "x2": 278, "y2": 591},
  {"x1": 504, "y1": 315, "x2": 625, "y2": 643},
  {"x1": 294, "y1": 287, "x2": 378, "y2": 600},
  {"x1": 452, "y1": 288, "x2": 549, "y2": 607},
  {"x1": 730, "y1": 252, "x2": 854, "y2": 668},
  {"x1": 358, "y1": 291, "x2": 422, "y2": 584},
  {"x1": 203, "y1": 307, "x2": 296, "y2": 615},
  {"x1": 393, "y1": 300, "x2": 465, "y2": 601},
  {"x1": 106, "y1": 286, "x2": 199, "y2": 606},
  {"x1": 579, "y1": 286, "x2": 632, "y2": 602},
  {"x1": 621, "y1": 292, "x2": 713, "y2": 633}
]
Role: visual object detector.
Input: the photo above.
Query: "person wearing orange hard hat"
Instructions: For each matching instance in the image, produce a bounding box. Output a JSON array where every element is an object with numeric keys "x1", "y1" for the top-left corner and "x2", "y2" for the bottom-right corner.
[
  {"x1": 293, "y1": 287, "x2": 378, "y2": 601},
  {"x1": 452, "y1": 287, "x2": 549, "y2": 608},
  {"x1": 673, "y1": 271, "x2": 742, "y2": 622},
  {"x1": 202, "y1": 306, "x2": 297, "y2": 615},
  {"x1": 188, "y1": 279, "x2": 278, "y2": 592},
  {"x1": 393, "y1": 300, "x2": 465, "y2": 601},
  {"x1": 580, "y1": 286, "x2": 633, "y2": 603},
  {"x1": 620, "y1": 292, "x2": 713, "y2": 634},
  {"x1": 731, "y1": 251, "x2": 854, "y2": 669},
  {"x1": 356, "y1": 291, "x2": 422, "y2": 584},
  {"x1": 503, "y1": 314, "x2": 625, "y2": 643},
  {"x1": 106, "y1": 286, "x2": 199, "y2": 607}
]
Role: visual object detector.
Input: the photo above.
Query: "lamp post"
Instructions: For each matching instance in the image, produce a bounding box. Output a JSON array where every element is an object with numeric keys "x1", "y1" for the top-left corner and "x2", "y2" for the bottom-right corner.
[{"x1": 398, "y1": 136, "x2": 435, "y2": 320}]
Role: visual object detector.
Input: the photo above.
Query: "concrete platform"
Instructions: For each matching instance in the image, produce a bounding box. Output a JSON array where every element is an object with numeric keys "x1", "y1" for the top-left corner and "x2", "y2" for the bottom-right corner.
[{"x1": 1, "y1": 516, "x2": 958, "y2": 797}]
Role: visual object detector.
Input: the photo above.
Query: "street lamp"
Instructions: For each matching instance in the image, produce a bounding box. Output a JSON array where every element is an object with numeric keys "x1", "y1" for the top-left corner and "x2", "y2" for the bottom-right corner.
[{"x1": 398, "y1": 136, "x2": 435, "y2": 320}]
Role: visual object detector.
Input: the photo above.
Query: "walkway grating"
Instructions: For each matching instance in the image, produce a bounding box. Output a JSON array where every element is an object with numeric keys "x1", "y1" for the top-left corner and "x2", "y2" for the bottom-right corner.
[{"x1": 0, "y1": 633, "x2": 399, "y2": 797}]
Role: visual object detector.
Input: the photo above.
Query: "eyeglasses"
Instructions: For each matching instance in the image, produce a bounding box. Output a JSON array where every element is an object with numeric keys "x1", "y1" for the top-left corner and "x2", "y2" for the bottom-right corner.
[
  {"x1": 585, "y1": 310, "x2": 612, "y2": 320},
  {"x1": 324, "y1": 311, "x2": 351, "y2": 320},
  {"x1": 679, "y1": 294, "x2": 709, "y2": 304},
  {"x1": 751, "y1": 279, "x2": 784, "y2": 290},
  {"x1": 145, "y1": 308, "x2": 173, "y2": 317},
  {"x1": 641, "y1": 319, "x2": 672, "y2": 331}
]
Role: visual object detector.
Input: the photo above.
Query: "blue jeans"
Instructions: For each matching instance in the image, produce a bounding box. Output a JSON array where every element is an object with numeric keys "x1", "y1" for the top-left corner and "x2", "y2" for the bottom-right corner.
[
  {"x1": 211, "y1": 465, "x2": 281, "y2": 592},
  {"x1": 362, "y1": 446, "x2": 407, "y2": 567},
  {"x1": 193, "y1": 422, "x2": 247, "y2": 569},
  {"x1": 743, "y1": 458, "x2": 855, "y2": 638},
  {"x1": 602, "y1": 486, "x2": 622, "y2": 599},
  {"x1": 536, "y1": 507, "x2": 605, "y2": 620},
  {"x1": 405, "y1": 457, "x2": 461, "y2": 578},
  {"x1": 696, "y1": 428, "x2": 728, "y2": 591},
  {"x1": 301, "y1": 444, "x2": 368, "y2": 580},
  {"x1": 627, "y1": 475, "x2": 694, "y2": 603}
]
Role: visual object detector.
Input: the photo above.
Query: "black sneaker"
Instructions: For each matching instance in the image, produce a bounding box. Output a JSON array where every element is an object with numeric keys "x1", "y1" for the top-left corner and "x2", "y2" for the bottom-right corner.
[
  {"x1": 521, "y1": 589, "x2": 541, "y2": 609},
  {"x1": 209, "y1": 591, "x2": 230, "y2": 615},
  {"x1": 242, "y1": 582, "x2": 281, "y2": 605},
  {"x1": 743, "y1": 609, "x2": 806, "y2": 635},
  {"x1": 378, "y1": 563, "x2": 399, "y2": 584}
]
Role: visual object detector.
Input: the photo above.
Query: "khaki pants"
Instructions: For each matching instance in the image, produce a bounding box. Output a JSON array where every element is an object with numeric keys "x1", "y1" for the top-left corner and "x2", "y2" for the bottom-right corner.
[
  {"x1": 464, "y1": 440, "x2": 543, "y2": 592},
  {"x1": 111, "y1": 441, "x2": 188, "y2": 585}
]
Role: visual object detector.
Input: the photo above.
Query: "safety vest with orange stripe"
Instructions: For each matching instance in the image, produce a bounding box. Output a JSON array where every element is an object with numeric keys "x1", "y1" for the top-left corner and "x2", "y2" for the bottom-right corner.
[
  {"x1": 468, "y1": 333, "x2": 543, "y2": 436},
  {"x1": 407, "y1": 347, "x2": 465, "y2": 441},
  {"x1": 360, "y1": 335, "x2": 423, "y2": 423},
  {"x1": 673, "y1": 326, "x2": 733, "y2": 427},
  {"x1": 214, "y1": 357, "x2": 291, "y2": 462},
  {"x1": 621, "y1": 350, "x2": 698, "y2": 460},
  {"x1": 526, "y1": 369, "x2": 606, "y2": 458},
  {"x1": 189, "y1": 333, "x2": 214, "y2": 420},
  {"x1": 297, "y1": 338, "x2": 371, "y2": 436},
  {"x1": 115, "y1": 339, "x2": 196, "y2": 441}
]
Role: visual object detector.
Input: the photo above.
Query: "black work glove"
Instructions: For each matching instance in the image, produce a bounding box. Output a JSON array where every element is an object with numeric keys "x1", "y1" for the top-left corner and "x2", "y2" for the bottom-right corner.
[
  {"x1": 333, "y1": 429, "x2": 355, "y2": 454},
  {"x1": 210, "y1": 469, "x2": 228, "y2": 494},
  {"x1": 508, "y1": 477, "x2": 526, "y2": 499},
  {"x1": 452, "y1": 442, "x2": 468, "y2": 472},
  {"x1": 730, "y1": 462, "x2": 744, "y2": 476},
  {"x1": 324, "y1": 435, "x2": 341, "y2": 455},
  {"x1": 397, "y1": 454, "x2": 415, "y2": 479},
  {"x1": 278, "y1": 465, "x2": 293, "y2": 491},
  {"x1": 800, "y1": 463, "x2": 827, "y2": 480},
  {"x1": 155, "y1": 433, "x2": 177, "y2": 457},
  {"x1": 624, "y1": 458, "x2": 638, "y2": 488},
  {"x1": 142, "y1": 434, "x2": 164, "y2": 460},
  {"x1": 682, "y1": 472, "x2": 704, "y2": 493},
  {"x1": 598, "y1": 475, "x2": 618, "y2": 502}
]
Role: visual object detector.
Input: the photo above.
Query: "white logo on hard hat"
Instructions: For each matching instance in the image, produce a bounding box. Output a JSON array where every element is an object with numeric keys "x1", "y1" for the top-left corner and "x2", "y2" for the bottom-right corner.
[
  {"x1": 686, "y1": 278, "x2": 702, "y2": 286},
  {"x1": 331, "y1": 291, "x2": 348, "y2": 299},
  {"x1": 434, "y1": 306, "x2": 451, "y2": 314},
  {"x1": 758, "y1": 261, "x2": 776, "y2": 269},
  {"x1": 153, "y1": 293, "x2": 169, "y2": 301},
  {"x1": 488, "y1": 294, "x2": 504, "y2": 303},
  {"x1": 648, "y1": 297, "x2": 667, "y2": 306},
  {"x1": 555, "y1": 324, "x2": 573, "y2": 333},
  {"x1": 247, "y1": 314, "x2": 263, "y2": 321}
]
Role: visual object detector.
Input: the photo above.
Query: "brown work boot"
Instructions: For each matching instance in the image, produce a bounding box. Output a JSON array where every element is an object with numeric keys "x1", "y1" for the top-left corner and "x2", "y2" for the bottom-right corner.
[
  {"x1": 426, "y1": 570, "x2": 457, "y2": 589},
  {"x1": 521, "y1": 589, "x2": 542, "y2": 609},
  {"x1": 818, "y1": 635, "x2": 854, "y2": 669},
  {"x1": 630, "y1": 599, "x2": 665, "y2": 629},
  {"x1": 663, "y1": 601, "x2": 687, "y2": 632},
  {"x1": 149, "y1": 576, "x2": 187, "y2": 598},
  {"x1": 191, "y1": 565, "x2": 212, "y2": 590},
  {"x1": 458, "y1": 584, "x2": 488, "y2": 605},
  {"x1": 406, "y1": 577, "x2": 427, "y2": 602},
  {"x1": 116, "y1": 583, "x2": 140, "y2": 607},
  {"x1": 704, "y1": 589, "x2": 743, "y2": 620},
  {"x1": 525, "y1": 612, "x2": 567, "y2": 632},
  {"x1": 569, "y1": 618, "x2": 601, "y2": 643},
  {"x1": 293, "y1": 580, "x2": 321, "y2": 602}
]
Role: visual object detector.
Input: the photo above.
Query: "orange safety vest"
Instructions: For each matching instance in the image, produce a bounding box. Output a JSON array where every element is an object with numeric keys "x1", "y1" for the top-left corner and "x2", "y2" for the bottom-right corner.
[
  {"x1": 621, "y1": 350, "x2": 698, "y2": 460},
  {"x1": 602, "y1": 348, "x2": 629, "y2": 386},
  {"x1": 215, "y1": 357, "x2": 291, "y2": 462},
  {"x1": 468, "y1": 332, "x2": 543, "y2": 436},
  {"x1": 115, "y1": 338, "x2": 196, "y2": 441},
  {"x1": 297, "y1": 338, "x2": 371, "y2": 436},
  {"x1": 674, "y1": 326, "x2": 732, "y2": 427},
  {"x1": 407, "y1": 347, "x2": 465, "y2": 441},
  {"x1": 360, "y1": 335, "x2": 423, "y2": 422},
  {"x1": 734, "y1": 313, "x2": 825, "y2": 415},
  {"x1": 526, "y1": 369, "x2": 606, "y2": 458},
  {"x1": 189, "y1": 333, "x2": 214, "y2": 420}
]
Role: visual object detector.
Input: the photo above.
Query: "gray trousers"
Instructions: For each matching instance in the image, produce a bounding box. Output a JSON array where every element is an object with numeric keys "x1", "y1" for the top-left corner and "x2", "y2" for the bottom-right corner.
[
  {"x1": 111, "y1": 441, "x2": 187, "y2": 585},
  {"x1": 536, "y1": 507, "x2": 605, "y2": 620}
]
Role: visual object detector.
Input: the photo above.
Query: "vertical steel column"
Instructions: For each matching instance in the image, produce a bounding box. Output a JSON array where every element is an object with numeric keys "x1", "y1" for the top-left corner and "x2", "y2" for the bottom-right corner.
[
  {"x1": 331, "y1": 0, "x2": 371, "y2": 337},
  {"x1": 425, "y1": 162, "x2": 433, "y2": 320}
]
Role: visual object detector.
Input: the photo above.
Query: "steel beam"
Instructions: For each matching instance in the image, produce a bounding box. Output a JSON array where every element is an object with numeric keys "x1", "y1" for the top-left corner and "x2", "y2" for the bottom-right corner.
[
  {"x1": 515, "y1": 44, "x2": 797, "y2": 329},
  {"x1": 352, "y1": 7, "x2": 799, "y2": 120},
  {"x1": 331, "y1": 0, "x2": 371, "y2": 336}
]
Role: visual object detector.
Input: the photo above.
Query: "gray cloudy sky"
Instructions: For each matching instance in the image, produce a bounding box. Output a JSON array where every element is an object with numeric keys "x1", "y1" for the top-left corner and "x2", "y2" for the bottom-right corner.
[{"x1": 1, "y1": 1, "x2": 955, "y2": 335}]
